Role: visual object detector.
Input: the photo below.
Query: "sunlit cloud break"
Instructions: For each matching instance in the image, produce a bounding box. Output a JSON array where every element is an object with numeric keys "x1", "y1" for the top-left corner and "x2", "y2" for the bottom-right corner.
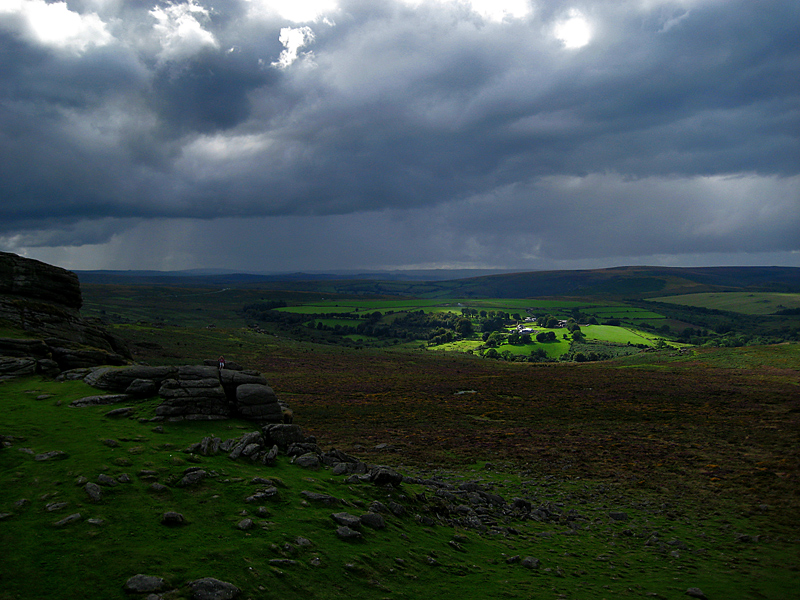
[{"x1": 272, "y1": 25, "x2": 316, "y2": 68}]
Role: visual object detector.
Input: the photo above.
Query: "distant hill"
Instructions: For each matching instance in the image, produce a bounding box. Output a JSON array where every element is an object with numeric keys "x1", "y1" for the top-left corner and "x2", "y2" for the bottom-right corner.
[{"x1": 75, "y1": 265, "x2": 800, "y2": 300}]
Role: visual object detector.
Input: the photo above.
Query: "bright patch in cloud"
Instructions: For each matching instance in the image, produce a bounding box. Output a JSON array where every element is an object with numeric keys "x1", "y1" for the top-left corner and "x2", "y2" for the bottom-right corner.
[
  {"x1": 466, "y1": 0, "x2": 530, "y2": 21},
  {"x1": 248, "y1": 0, "x2": 338, "y2": 23},
  {"x1": 150, "y1": 0, "x2": 218, "y2": 62},
  {"x1": 272, "y1": 26, "x2": 315, "y2": 68},
  {"x1": 554, "y1": 9, "x2": 592, "y2": 48},
  {"x1": 0, "y1": 0, "x2": 112, "y2": 53},
  {"x1": 399, "y1": 0, "x2": 531, "y2": 22}
]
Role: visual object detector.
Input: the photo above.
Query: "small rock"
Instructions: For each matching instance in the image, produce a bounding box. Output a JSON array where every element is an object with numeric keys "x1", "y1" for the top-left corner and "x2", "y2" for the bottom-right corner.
[
  {"x1": 105, "y1": 407, "x2": 135, "y2": 418},
  {"x1": 152, "y1": 426, "x2": 164, "y2": 433},
  {"x1": 336, "y1": 526, "x2": 362, "y2": 540},
  {"x1": 98, "y1": 474, "x2": 118, "y2": 487},
  {"x1": 34, "y1": 450, "x2": 67, "y2": 461},
  {"x1": 46, "y1": 502, "x2": 68, "y2": 512},
  {"x1": 237, "y1": 519, "x2": 254, "y2": 530},
  {"x1": 103, "y1": 439, "x2": 120, "y2": 448},
  {"x1": 177, "y1": 470, "x2": 207, "y2": 487},
  {"x1": 331, "y1": 512, "x2": 361, "y2": 529},
  {"x1": 268, "y1": 559, "x2": 297, "y2": 567},
  {"x1": 609, "y1": 512, "x2": 629, "y2": 521},
  {"x1": 124, "y1": 574, "x2": 166, "y2": 594},
  {"x1": 0, "y1": 513, "x2": 12, "y2": 521},
  {"x1": 300, "y1": 491, "x2": 338, "y2": 506},
  {"x1": 87, "y1": 518, "x2": 105, "y2": 526},
  {"x1": 55, "y1": 513, "x2": 82, "y2": 526},
  {"x1": 149, "y1": 483, "x2": 169, "y2": 493},
  {"x1": 369, "y1": 466, "x2": 403, "y2": 487},
  {"x1": 160, "y1": 511, "x2": 185, "y2": 526},
  {"x1": 309, "y1": 557, "x2": 322, "y2": 567},
  {"x1": 294, "y1": 453, "x2": 320, "y2": 469},
  {"x1": 187, "y1": 577, "x2": 240, "y2": 600},
  {"x1": 117, "y1": 473, "x2": 132, "y2": 484},
  {"x1": 521, "y1": 557, "x2": 540, "y2": 569},
  {"x1": 506, "y1": 555, "x2": 521, "y2": 564},
  {"x1": 14, "y1": 499, "x2": 29, "y2": 508},
  {"x1": 686, "y1": 588, "x2": 708, "y2": 600},
  {"x1": 360, "y1": 512, "x2": 386, "y2": 529},
  {"x1": 75, "y1": 476, "x2": 88, "y2": 485}
]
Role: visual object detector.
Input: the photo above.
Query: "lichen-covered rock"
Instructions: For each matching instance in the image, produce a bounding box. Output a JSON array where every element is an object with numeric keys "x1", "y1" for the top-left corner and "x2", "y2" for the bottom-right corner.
[{"x1": 0, "y1": 357, "x2": 37, "y2": 379}]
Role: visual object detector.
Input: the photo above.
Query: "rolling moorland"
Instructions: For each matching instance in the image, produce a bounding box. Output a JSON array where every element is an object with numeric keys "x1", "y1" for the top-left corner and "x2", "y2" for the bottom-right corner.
[{"x1": 2, "y1": 264, "x2": 799, "y2": 599}]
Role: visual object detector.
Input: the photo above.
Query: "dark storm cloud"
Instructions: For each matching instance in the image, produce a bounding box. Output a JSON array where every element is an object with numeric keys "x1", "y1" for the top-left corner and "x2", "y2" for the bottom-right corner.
[{"x1": 0, "y1": 0, "x2": 798, "y2": 269}]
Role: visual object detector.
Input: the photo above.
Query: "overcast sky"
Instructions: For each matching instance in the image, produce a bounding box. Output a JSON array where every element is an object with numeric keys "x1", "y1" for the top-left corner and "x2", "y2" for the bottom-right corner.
[{"x1": 1, "y1": 0, "x2": 798, "y2": 273}]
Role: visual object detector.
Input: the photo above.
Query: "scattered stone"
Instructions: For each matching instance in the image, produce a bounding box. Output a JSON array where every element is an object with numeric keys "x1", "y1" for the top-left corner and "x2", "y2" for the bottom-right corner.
[
  {"x1": 87, "y1": 518, "x2": 105, "y2": 526},
  {"x1": 295, "y1": 453, "x2": 320, "y2": 469},
  {"x1": 152, "y1": 426, "x2": 164, "y2": 434},
  {"x1": 300, "y1": 491, "x2": 338, "y2": 506},
  {"x1": 117, "y1": 473, "x2": 132, "y2": 484},
  {"x1": 177, "y1": 470, "x2": 207, "y2": 487},
  {"x1": 34, "y1": 450, "x2": 67, "y2": 461},
  {"x1": 160, "y1": 511, "x2": 185, "y2": 526},
  {"x1": 138, "y1": 469, "x2": 159, "y2": 480},
  {"x1": 521, "y1": 557, "x2": 540, "y2": 569},
  {"x1": 336, "y1": 526, "x2": 362, "y2": 540},
  {"x1": 70, "y1": 394, "x2": 132, "y2": 407},
  {"x1": 84, "y1": 482, "x2": 103, "y2": 502},
  {"x1": 295, "y1": 537, "x2": 312, "y2": 547},
  {"x1": 46, "y1": 502, "x2": 68, "y2": 512},
  {"x1": 0, "y1": 513, "x2": 12, "y2": 521},
  {"x1": 187, "y1": 577, "x2": 240, "y2": 600},
  {"x1": 609, "y1": 511, "x2": 629, "y2": 521},
  {"x1": 448, "y1": 540, "x2": 465, "y2": 552},
  {"x1": 98, "y1": 474, "x2": 118, "y2": 487},
  {"x1": 268, "y1": 559, "x2": 297, "y2": 567},
  {"x1": 106, "y1": 407, "x2": 135, "y2": 418},
  {"x1": 54, "y1": 513, "x2": 82, "y2": 526},
  {"x1": 237, "y1": 519, "x2": 254, "y2": 531},
  {"x1": 309, "y1": 557, "x2": 322, "y2": 567},
  {"x1": 386, "y1": 501, "x2": 406, "y2": 517},
  {"x1": 103, "y1": 439, "x2": 120, "y2": 448},
  {"x1": 360, "y1": 512, "x2": 386, "y2": 529},
  {"x1": 124, "y1": 574, "x2": 166, "y2": 594},
  {"x1": 369, "y1": 466, "x2": 403, "y2": 487},
  {"x1": 686, "y1": 588, "x2": 708, "y2": 600},
  {"x1": 331, "y1": 512, "x2": 361, "y2": 529},
  {"x1": 149, "y1": 483, "x2": 169, "y2": 493},
  {"x1": 14, "y1": 499, "x2": 29, "y2": 508}
]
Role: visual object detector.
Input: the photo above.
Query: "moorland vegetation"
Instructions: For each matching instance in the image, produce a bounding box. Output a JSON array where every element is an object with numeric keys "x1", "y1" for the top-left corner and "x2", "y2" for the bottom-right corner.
[{"x1": 2, "y1": 259, "x2": 799, "y2": 599}]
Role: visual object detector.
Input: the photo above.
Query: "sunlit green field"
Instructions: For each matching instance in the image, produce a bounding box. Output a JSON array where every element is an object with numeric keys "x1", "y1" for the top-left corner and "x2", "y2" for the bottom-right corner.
[{"x1": 650, "y1": 292, "x2": 800, "y2": 315}]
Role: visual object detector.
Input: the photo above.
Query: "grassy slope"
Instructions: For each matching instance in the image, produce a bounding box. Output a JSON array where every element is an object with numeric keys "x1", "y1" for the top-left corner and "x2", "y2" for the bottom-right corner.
[
  {"x1": 651, "y1": 292, "x2": 800, "y2": 315},
  {"x1": 2, "y1": 352, "x2": 798, "y2": 600}
]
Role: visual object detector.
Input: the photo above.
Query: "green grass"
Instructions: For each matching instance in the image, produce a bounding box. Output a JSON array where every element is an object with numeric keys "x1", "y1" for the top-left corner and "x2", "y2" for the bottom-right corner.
[
  {"x1": 581, "y1": 325, "x2": 660, "y2": 345},
  {"x1": 2, "y1": 373, "x2": 798, "y2": 599}
]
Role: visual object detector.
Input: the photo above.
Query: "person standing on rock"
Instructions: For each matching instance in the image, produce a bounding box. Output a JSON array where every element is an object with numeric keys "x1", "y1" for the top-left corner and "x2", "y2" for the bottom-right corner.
[{"x1": 218, "y1": 356, "x2": 225, "y2": 370}]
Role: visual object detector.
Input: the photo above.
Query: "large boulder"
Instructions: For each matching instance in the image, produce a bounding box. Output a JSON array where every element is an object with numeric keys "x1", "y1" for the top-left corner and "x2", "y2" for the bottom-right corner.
[
  {"x1": 84, "y1": 365, "x2": 178, "y2": 392},
  {"x1": 235, "y1": 383, "x2": 282, "y2": 422},
  {"x1": 263, "y1": 424, "x2": 306, "y2": 449},
  {"x1": 0, "y1": 252, "x2": 131, "y2": 370}
]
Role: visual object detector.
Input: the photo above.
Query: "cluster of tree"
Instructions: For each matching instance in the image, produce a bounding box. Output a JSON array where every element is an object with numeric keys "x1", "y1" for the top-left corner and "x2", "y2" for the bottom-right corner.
[
  {"x1": 636, "y1": 301, "x2": 800, "y2": 344},
  {"x1": 243, "y1": 305, "x2": 478, "y2": 346},
  {"x1": 478, "y1": 347, "x2": 554, "y2": 362}
]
